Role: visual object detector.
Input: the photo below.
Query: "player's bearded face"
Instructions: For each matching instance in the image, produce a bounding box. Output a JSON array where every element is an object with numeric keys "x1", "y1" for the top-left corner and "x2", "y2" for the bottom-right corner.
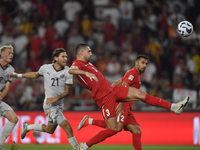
[
  {"x1": 137, "y1": 58, "x2": 148, "y2": 74},
  {"x1": 83, "y1": 47, "x2": 92, "y2": 62},
  {"x1": 57, "y1": 52, "x2": 67, "y2": 67}
]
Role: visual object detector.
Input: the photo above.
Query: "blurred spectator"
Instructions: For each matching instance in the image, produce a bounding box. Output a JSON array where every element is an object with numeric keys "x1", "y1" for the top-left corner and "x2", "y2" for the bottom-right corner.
[
  {"x1": 166, "y1": 0, "x2": 186, "y2": 14},
  {"x1": 145, "y1": 6, "x2": 158, "y2": 33},
  {"x1": 102, "y1": 0, "x2": 120, "y2": 29},
  {"x1": 167, "y1": 5, "x2": 186, "y2": 28},
  {"x1": 186, "y1": 53, "x2": 195, "y2": 74},
  {"x1": 119, "y1": 0, "x2": 134, "y2": 26},
  {"x1": 80, "y1": 0, "x2": 95, "y2": 20},
  {"x1": 37, "y1": 21, "x2": 46, "y2": 38},
  {"x1": 191, "y1": 47, "x2": 200, "y2": 74},
  {"x1": 149, "y1": 75, "x2": 161, "y2": 97},
  {"x1": 160, "y1": 79, "x2": 173, "y2": 103},
  {"x1": 54, "y1": 15, "x2": 69, "y2": 38},
  {"x1": 18, "y1": 0, "x2": 32, "y2": 14},
  {"x1": 3, "y1": 0, "x2": 18, "y2": 18},
  {"x1": 107, "y1": 54, "x2": 121, "y2": 76},
  {"x1": 26, "y1": 51, "x2": 42, "y2": 72},
  {"x1": 18, "y1": 78, "x2": 35, "y2": 110},
  {"x1": 131, "y1": 27, "x2": 147, "y2": 54},
  {"x1": 141, "y1": 57, "x2": 156, "y2": 84},
  {"x1": 81, "y1": 14, "x2": 92, "y2": 37},
  {"x1": 103, "y1": 15, "x2": 116, "y2": 51},
  {"x1": 0, "y1": 28, "x2": 14, "y2": 47},
  {"x1": 95, "y1": 51, "x2": 109, "y2": 74},
  {"x1": 62, "y1": 0, "x2": 82, "y2": 22},
  {"x1": 50, "y1": 33, "x2": 65, "y2": 52},
  {"x1": 85, "y1": 29, "x2": 98, "y2": 52},
  {"x1": 67, "y1": 28, "x2": 85, "y2": 46},
  {"x1": 44, "y1": 20, "x2": 57, "y2": 55},
  {"x1": 30, "y1": 27, "x2": 45, "y2": 58},
  {"x1": 36, "y1": 0, "x2": 49, "y2": 20},
  {"x1": 171, "y1": 74, "x2": 183, "y2": 89},
  {"x1": 13, "y1": 9, "x2": 26, "y2": 27},
  {"x1": 13, "y1": 29, "x2": 29, "y2": 71},
  {"x1": 158, "y1": 4, "x2": 169, "y2": 32}
]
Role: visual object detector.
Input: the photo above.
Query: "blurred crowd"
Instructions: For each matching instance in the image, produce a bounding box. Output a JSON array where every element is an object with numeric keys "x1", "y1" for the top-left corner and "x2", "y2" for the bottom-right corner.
[{"x1": 1, "y1": 0, "x2": 200, "y2": 111}]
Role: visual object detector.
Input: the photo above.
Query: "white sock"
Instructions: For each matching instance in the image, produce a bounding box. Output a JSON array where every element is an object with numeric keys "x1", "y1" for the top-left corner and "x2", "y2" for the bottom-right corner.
[
  {"x1": 88, "y1": 118, "x2": 93, "y2": 125},
  {"x1": 27, "y1": 124, "x2": 43, "y2": 132},
  {"x1": 171, "y1": 103, "x2": 177, "y2": 111},
  {"x1": 83, "y1": 143, "x2": 89, "y2": 150},
  {"x1": 0, "y1": 121, "x2": 16, "y2": 145},
  {"x1": 68, "y1": 136, "x2": 79, "y2": 150}
]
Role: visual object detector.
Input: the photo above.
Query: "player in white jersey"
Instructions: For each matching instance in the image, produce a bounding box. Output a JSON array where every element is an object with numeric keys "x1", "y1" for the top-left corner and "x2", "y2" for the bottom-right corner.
[
  {"x1": 10, "y1": 48, "x2": 79, "y2": 150},
  {"x1": 0, "y1": 45, "x2": 18, "y2": 150}
]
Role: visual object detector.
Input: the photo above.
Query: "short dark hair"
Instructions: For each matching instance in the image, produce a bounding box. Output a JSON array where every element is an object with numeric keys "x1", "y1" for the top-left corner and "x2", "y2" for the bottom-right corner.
[
  {"x1": 52, "y1": 48, "x2": 66, "y2": 63},
  {"x1": 136, "y1": 55, "x2": 148, "y2": 61},
  {"x1": 75, "y1": 43, "x2": 89, "y2": 55}
]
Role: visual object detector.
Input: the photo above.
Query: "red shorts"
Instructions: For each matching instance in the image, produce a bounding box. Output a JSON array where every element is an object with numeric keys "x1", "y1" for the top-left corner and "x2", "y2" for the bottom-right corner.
[
  {"x1": 117, "y1": 102, "x2": 139, "y2": 131},
  {"x1": 96, "y1": 85, "x2": 129, "y2": 120}
]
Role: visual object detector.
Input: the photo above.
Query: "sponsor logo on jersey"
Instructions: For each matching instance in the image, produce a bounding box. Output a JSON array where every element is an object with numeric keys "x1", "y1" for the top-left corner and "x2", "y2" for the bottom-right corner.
[
  {"x1": 128, "y1": 75, "x2": 134, "y2": 81},
  {"x1": 60, "y1": 74, "x2": 64, "y2": 78},
  {"x1": 47, "y1": 72, "x2": 51, "y2": 75}
]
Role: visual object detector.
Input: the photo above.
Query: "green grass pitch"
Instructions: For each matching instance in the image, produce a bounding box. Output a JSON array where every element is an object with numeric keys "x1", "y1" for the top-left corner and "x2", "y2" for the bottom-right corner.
[{"x1": 5, "y1": 144, "x2": 200, "y2": 150}]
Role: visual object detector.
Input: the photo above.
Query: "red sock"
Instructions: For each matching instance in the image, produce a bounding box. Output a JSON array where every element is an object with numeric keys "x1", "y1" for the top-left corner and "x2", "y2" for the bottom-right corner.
[
  {"x1": 92, "y1": 120, "x2": 107, "y2": 128},
  {"x1": 144, "y1": 94, "x2": 171, "y2": 110},
  {"x1": 132, "y1": 133, "x2": 142, "y2": 150},
  {"x1": 86, "y1": 128, "x2": 118, "y2": 147}
]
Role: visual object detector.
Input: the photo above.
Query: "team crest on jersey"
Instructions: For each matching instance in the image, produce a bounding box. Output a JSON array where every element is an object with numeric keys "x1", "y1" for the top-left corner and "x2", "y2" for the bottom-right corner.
[
  {"x1": 128, "y1": 75, "x2": 134, "y2": 81},
  {"x1": 60, "y1": 74, "x2": 64, "y2": 78}
]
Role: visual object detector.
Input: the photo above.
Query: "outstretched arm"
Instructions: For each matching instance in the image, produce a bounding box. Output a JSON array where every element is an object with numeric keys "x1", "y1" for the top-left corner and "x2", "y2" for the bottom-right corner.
[
  {"x1": 46, "y1": 84, "x2": 72, "y2": 105},
  {"x1": 0, "y1": 81, "x2": 11, "y2": 101},
  {"x1": 10, "y1": 72, "x2": 41, "y2": 79},
  {"x1": 111, "y1": 79, "x2": 122, "y2": 87},
  {"x1": 68, "y1": 66, "x2": 98, "y2": 82}
]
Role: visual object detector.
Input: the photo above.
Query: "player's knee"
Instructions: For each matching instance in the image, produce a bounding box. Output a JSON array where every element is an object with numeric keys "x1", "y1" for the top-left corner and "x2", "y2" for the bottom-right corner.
[
  {"x1": 10, "y1": 116, "x2": 18, "y2": 124},
  {"x1": 47, "y1": 130, "x2": 54, "y2": 134}
]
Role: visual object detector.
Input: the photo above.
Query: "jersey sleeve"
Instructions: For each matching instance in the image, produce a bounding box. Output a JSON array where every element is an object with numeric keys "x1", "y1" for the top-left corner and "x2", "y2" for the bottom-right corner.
[
  {"x1": 123, "y1": 71, "x2": 137, "y2": 85},
  {"x1": 8, "y1": 66, "x2": 15, "y2": 82},
  {"x1": 65, "y1": 71, "x2": 73, "y2": 85},
  {"x1": 38, "y1": 64, "x2": 46, "y2": 76},
  {"x1": 71, "y1": 62, "x2": 80, "y2": 69}
]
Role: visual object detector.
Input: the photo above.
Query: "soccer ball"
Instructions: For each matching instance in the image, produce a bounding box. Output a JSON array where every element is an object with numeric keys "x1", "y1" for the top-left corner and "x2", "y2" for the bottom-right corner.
[{"x1": 177, "y1": 21, "x2": 193, "y2": 37}]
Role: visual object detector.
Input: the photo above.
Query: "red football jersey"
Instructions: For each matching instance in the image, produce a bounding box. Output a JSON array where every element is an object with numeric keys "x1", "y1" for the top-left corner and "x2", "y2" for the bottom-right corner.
[
  {"x1": 72, "y1": 60, "x2": 112, "y2": 101},
  {"x1": 121, "y1": 67, "x2": 141, "y2": 108}
]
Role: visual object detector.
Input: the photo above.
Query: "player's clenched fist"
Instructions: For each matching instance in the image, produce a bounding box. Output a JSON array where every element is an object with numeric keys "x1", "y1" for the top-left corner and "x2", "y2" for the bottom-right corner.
[{"x1": 9, "y1": 72, "x2": 22, "y2": 78}]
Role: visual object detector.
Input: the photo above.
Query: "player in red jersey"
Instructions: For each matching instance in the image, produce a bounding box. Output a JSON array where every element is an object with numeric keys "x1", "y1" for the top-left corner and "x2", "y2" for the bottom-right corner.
[
  {"x1": 76, "y1": 55, "x2": 148, "y2": 150},
  {"x1": 68, "y1": 43, "x2": 189, "y2": 150}
]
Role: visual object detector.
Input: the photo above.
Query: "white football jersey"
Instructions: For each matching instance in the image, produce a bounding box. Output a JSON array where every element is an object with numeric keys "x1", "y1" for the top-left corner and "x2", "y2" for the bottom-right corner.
[
  {"x1": 38, "y1": 64, "x2": 73, "y2": 110},
  {"x1": 0, "y1": 64, "x2": 14, "y2": 94}
]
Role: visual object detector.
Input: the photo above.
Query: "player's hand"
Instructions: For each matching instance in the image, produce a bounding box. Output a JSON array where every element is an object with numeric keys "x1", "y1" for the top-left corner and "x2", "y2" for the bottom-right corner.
[
  {"x1": 85, "y1": 72, "x2": 98, "y2": 82},
  {"x1": 46, "y1": 97, "x2": 57, "y2": 105},
  {"x1": 115, "y1": 102, "x2": 124, "y2": 115},
  {"x1": 9, "y1": 72, "x2": 18, "y2": 79}
]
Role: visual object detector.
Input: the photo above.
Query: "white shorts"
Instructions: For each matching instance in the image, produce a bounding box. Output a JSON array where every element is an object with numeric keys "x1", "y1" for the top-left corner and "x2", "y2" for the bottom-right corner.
[
  {"x1": 0, "y1": 101, "x2": 13, "y2": 118},
  {"x1": 44, "y1": 107, "x2": 66, "y2": 126}
]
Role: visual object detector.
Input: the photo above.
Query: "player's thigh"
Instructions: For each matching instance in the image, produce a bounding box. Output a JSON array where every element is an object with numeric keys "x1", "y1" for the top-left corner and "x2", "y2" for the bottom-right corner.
[
  {"x1": 1, "y1": 101, "x2": 18, "y2": 123},
  {"x1": 126, "y1": 124, "x2": 141, "y2": 134},
  {"x1": 45, "y1": 123, "x2": 57, "y2": 134},
  {"x1": 4, "y1": 110, "x2": 18, "y2": 123},
  {"x1": 105, "y1": 116, "x2": 118, "y2": 130},
  {"x1": 59, "y1": 119, "x2": 72, "y2": 132},
  {"x1": 126, "y1": 87, "x2": 146, "y2": 101}
]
